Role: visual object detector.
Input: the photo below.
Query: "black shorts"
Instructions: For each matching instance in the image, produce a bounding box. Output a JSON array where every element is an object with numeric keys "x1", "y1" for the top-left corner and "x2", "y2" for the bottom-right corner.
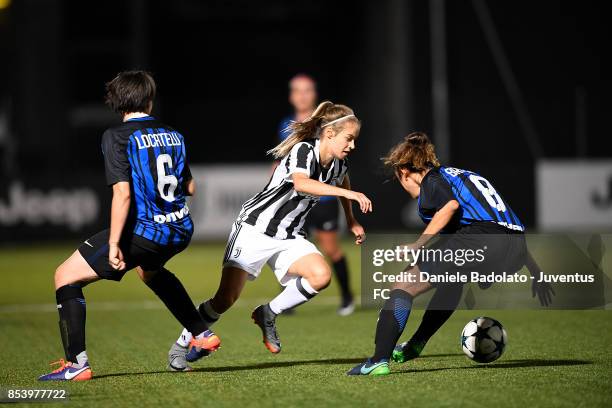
[
  {"x1": 304, "y1": 199, "x2": 339, "y2": 232},
  {"x1": 78, "y1": 229, "x2": 187, "y2": 281},
  {"x1": 418, "y1": 222, "x2": 527, "y2": 286}
]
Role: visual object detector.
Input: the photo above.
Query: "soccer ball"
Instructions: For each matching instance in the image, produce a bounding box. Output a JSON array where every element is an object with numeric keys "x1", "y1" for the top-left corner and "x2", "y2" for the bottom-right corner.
[{"x1": 461, "y1": 317, "x2": 507, "y2": 363}]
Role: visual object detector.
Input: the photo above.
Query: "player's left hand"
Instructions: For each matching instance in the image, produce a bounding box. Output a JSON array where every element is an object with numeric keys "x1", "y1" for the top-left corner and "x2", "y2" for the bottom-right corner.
[
  {"x1": 532, "y1": 280, "x2": 555, "y2": 306},
  {"x1": 349, "y1": 222, "x2": 366, "y2": 245},
  {"x1": 109, "y1": 244, "x2": 126, "y2": 270}
]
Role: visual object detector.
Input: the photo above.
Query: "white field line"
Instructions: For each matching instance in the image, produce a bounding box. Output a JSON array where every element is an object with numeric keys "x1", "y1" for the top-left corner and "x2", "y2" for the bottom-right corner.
[{"x1": 0, "y1": 296, "x2": 357, "y2": 314}]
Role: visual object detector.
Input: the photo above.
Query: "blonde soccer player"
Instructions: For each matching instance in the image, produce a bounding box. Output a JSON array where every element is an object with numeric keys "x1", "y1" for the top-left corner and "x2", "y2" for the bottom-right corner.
[
  {"x1": 168, "y1": 101, "x2": 371, "y2": 370},
  {"x1": 278, "y1": 74, "x2": 356, "y2": 315}
]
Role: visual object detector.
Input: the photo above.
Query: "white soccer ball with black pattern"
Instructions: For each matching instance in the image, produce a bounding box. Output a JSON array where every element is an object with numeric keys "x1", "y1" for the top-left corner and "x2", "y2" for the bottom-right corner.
[{"x1": 461, "y1": 317, "x2": 507, "y2": 363}]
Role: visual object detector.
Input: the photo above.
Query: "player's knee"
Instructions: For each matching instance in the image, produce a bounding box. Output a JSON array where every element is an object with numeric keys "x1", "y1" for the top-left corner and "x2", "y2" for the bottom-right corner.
[{"x1": 307, "y1": 264, "x2": 332, "y2": 290}]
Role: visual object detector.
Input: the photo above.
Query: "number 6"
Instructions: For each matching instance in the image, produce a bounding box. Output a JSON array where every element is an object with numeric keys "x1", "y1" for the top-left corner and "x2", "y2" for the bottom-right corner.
[{"x1": 157, "y1": 154, "x2": 178, "y2": 202}]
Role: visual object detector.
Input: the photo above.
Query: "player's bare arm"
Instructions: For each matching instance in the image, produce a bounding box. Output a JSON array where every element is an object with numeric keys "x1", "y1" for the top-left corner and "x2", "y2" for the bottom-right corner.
[
  {"x1": 108, "y1": 181, "x2": 130, "y2": 271},
  {"x1": 185, "y1": 178, "x2": 196, "y2": 196},
  {"x1": 399, "y1": 199, "x2": 460, "y2": 251},
  {"x1": 414, "y1": 200, "x2": 459, "y2": 247},
  {"x1": 292, "y1": 173, "x2": 372, "y2": 214},
  {"x1": 338, "y1": 174, "x2": 367, "y2": 244}
]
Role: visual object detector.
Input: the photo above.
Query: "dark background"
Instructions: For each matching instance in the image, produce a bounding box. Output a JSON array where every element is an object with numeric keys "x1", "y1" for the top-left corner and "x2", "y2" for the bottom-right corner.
[{"x1": 1, "y1": 0, "x2": 610, "y2": 238}]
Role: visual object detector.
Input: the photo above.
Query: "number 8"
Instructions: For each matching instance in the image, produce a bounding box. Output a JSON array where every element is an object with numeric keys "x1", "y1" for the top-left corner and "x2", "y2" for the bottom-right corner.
[
  {"x1": 157, "y1": 154, "x2": 178, "y2": 202},
  {"x1": 468, "y1": 174, "x2": 506, "y2": 212}
]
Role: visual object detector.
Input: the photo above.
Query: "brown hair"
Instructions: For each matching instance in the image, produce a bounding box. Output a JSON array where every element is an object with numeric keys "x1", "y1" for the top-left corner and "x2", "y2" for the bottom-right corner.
[
  {"x1": 383, "y1": 132, "x2": 440, "y2": 177},
  {"x1": 105, "y1": 70, "x2": 156, "y2": 114},
  {"x1": 268, "y1": 101, "x2": 360, "y2": 159}
]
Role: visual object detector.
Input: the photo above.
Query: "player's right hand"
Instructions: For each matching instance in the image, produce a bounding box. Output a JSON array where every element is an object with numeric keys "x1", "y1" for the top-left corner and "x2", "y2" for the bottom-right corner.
[
  {"x1": 346, "y1": 191, "x2": 373, "y2": 213},
  {"x1": 109, "y1": 244, "x2": 126, "y2": 270},
  {"x1": 532, "y1": 280, "x2": 555, "y2": 306}
]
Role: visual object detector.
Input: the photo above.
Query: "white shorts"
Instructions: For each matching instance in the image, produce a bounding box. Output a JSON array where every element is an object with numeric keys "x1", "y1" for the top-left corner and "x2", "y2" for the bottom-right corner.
[{"x1": 222, "y1": 222, "x2": 321, "y2": 285}]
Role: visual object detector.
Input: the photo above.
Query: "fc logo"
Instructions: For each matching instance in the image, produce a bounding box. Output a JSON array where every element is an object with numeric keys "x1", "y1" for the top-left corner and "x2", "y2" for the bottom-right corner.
[{"x1": 233, "y1": 247, "x2": 242, "y2": 258}]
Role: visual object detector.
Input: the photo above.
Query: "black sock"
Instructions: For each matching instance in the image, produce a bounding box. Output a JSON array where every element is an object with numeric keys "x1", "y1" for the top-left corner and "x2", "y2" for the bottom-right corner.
[
  {"x1": 197, "y1": 301, "x2": 220, "y2": 326},
  {"x1": 332, "y1": 256, "x2": 352, "y2": 303},
  {"x1": 56, "y1": 284, "x2": 87, "y2": 364},
  {"x1": 372, "y1": 289, "x2": 413, "y2": 361},
  {"x1": 410, "y1": 285, "x2": 463, "y2": 345},
  {"x1": 145, "y1": 268, "x2": 208, "y2": 336}
]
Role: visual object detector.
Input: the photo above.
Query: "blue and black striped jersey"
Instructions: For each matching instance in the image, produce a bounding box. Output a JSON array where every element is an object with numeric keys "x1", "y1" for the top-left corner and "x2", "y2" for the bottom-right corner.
[
  {"x1": 418, "y1": 166, "x2": 524, "y2": 232},
  {"x1": 101, "y1": 116, "x2": 194, "y2": 246}
]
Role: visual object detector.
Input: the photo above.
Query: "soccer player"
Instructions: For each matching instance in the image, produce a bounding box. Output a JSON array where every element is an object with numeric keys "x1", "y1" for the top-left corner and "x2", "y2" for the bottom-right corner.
[
  {"x1": 348, "y1": 132, "x2": 554, "y2": 376},
  {"x1": 278, "y1": 74, "x2": 355, "y2": 315},
  {"x1": 38, "y1": 71, "x2": 220, "y2": 381},
  {"x1": 169, "y1": 101, "x2": 370, "y2": 370}
]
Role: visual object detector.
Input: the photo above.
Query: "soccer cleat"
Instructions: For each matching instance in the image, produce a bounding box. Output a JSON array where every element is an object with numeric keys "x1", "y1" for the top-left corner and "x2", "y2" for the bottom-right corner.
[
  {"x1": 187, "y1": 330, "x2": 221, "y2": 361},
  {"x1": 188, "y1": 330, "x2": 221, "y2": 361},
  {"x1": 38, "y1": 359, "x2": 92, "y2": 381},
  {"x1": 167, "y1": 342, "x2": 193, "y2": 372},
  {"x1": 337, "y1": 298, "x2": 355, "y2": 316},
  {"x1": 185, "y1": 345, "x2": 211, "y2": 362},
  {"x1": 347, "y1": 359, "x2": 390, "y2": 376},
  {"x1": 392, "y1": 340, "x2": 427, "y2": 363},
  {"x1": 251, "y1": 304, "x2": 281, "y2": 354}
]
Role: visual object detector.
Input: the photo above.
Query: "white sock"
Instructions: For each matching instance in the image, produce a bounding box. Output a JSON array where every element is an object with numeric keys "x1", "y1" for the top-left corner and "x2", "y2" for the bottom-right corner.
[
  {"x1": 176, "y1": 328, "x2": 192, "y2": 348},
  {"x1": 268, "y1": 277, "x2": 318, "y2": 314},
  {"x1": 74, "y1": 351, "x2": 88, "y2": 368}
]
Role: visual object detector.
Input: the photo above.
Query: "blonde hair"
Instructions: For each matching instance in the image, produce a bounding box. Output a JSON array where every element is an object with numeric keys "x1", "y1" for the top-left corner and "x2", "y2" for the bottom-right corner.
[
  {"x1": 382, "y1": 132, "x2": 440, "y2": 177},
  {"x1": 268, "y1": 101, "x2": 360, "y2": 159}
]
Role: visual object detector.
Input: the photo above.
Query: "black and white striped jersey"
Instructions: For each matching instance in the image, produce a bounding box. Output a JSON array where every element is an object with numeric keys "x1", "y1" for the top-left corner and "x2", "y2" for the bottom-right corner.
[{"x1": 238, "y1": 138, "x2": 348, "y2": 239}]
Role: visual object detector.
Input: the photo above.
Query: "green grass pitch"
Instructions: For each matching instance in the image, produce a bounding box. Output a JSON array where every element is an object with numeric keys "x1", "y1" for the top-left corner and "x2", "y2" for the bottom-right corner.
[{"x1": 1, "y1": 241, "x2": 611, "y2": 407}]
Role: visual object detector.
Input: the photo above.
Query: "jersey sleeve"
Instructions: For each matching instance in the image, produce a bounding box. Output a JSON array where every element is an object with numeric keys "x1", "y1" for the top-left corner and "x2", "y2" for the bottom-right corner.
[
  {"x1": 286, "y1": 142, "x2": 315, "y2": 179},
  {"x1": 420, "y1": 172, "x2": 456, "y2": 211},
  {"x1": 101, "y1": 129, "x2": 131, "y2": 186}
]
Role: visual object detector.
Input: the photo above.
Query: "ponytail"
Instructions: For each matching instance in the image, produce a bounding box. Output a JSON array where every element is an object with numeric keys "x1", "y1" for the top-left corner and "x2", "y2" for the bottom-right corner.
[{"x1": 268, "y1": 101, "x2": 359, "y2": 159}]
